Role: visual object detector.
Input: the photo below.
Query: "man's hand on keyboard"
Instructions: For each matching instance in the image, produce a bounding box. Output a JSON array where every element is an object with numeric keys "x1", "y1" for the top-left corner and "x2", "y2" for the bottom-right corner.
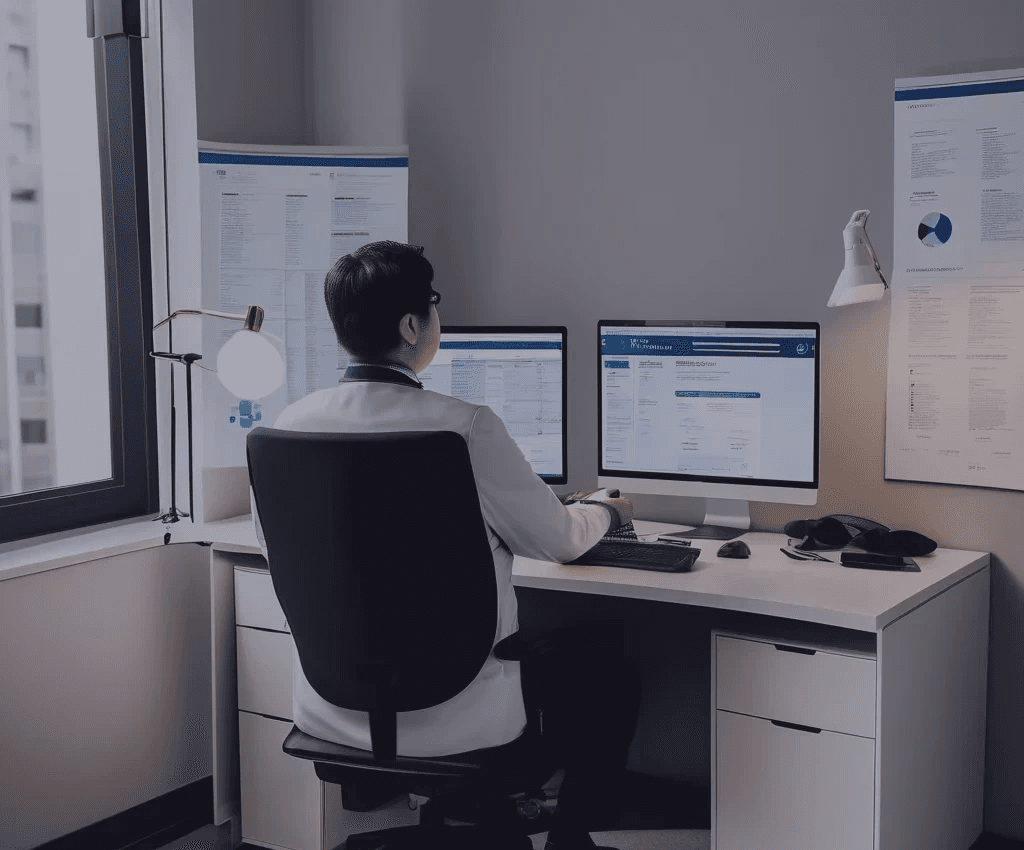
[{"x1": 580, "y1": 491, "x2": 635, "y2": 529}]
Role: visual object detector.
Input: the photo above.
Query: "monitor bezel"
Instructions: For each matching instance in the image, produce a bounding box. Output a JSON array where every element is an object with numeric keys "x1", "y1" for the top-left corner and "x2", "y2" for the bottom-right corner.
[
  {"x1": 597, "y1": 319, "x2": 820, "y2": 493},
  {"x1": 439, "y1": 325, "x2": 568, "y2": 485}
]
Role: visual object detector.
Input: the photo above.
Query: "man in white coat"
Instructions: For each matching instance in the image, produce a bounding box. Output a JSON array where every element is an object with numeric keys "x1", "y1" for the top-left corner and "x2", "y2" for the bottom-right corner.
[{"x1": 254, "y1": 241, "x2": 640, "y2": 850}]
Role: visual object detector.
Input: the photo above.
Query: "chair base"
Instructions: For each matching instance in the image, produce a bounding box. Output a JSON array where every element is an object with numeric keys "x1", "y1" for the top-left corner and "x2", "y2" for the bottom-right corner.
[{"x1": 342, "y1": 823, "x2": 534, "y2": 849}]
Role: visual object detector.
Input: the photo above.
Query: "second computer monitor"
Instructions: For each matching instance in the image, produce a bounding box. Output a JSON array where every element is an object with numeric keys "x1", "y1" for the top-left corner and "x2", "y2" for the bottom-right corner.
[
  {"x1": 597, "y1": 319, "x2": 820, "y2": 538},
  {"x1": 420, "y1": 326, "x2": 568, "y2": 484}
]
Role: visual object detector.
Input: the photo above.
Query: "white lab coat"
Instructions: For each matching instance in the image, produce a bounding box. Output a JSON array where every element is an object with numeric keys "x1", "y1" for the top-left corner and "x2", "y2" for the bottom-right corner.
[{"x1": 252, "y1": 378, "x2": 611, "y2": 756}]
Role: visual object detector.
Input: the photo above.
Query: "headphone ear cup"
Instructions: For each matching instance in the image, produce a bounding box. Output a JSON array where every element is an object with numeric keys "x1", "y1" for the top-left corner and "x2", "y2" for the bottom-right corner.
[
  {"x1": 784, "y1": 519, "x2": 812, "y2": 539},
  {"x1": 812, "y1": 516, "x2": 854, "y2": 547}
]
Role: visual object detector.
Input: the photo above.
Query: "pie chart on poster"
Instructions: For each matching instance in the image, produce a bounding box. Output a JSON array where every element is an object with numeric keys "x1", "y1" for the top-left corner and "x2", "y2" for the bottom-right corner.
[{"x1": 918, "y1": 212, "x2": 953, "y2": 246}]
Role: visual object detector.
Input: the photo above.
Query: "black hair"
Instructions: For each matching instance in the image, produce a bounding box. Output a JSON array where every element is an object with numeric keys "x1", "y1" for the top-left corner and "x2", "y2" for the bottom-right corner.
[{"x1": 323, "y1": 240, "x2": 435, "y2": 361}]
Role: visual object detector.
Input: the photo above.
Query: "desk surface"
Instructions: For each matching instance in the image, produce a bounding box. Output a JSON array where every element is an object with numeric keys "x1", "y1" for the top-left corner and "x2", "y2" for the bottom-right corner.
[
  {"x1": 1, "y1": 514, "x2": 988, "y2": 634},
  {"x1": 514, "y1": 520, "x2": 988, "y2": 632},
  {"x1": 206, "y1": 515, "x2": 987, "y2": 634}
]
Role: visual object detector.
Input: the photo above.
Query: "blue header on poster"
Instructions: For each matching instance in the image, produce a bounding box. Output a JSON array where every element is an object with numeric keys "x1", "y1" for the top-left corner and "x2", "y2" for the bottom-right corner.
[{"x1": 199, "y1": 152, "x2": 408, "y2": 168}]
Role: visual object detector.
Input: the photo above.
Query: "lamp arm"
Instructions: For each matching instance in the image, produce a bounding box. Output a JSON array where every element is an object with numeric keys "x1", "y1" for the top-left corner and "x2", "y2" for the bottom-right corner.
[
  {"x1": 153, "y1": 305, "x2": 264, "y2": 332},
  {"x1": 149, "y1": 351, "x2": 217, "y2": 373},
  {"x1": 861, "y1": 234, "x2": 888, "y2": 288}
]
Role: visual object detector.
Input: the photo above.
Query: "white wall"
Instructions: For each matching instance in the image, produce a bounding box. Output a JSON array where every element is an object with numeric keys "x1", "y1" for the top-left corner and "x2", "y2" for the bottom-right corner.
[
  {"x1": 192, "y1": 0, "x2": 309, "y2": 146},
  {"x1": 307, "y1": 0, "x2": 405, "y2": 146},
  {"x1": 0, "y1": 543, "x2": 212, "y2": 849}
]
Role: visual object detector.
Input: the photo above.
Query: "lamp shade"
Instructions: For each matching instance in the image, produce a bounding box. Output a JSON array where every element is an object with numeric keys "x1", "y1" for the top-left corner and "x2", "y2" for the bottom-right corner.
[
  {"x1": 827, "y1": 209, "x2": 888, "y2": 307},
  {"x1": 828, "y1": 267, "x2": 887, "y2": 307},
  {"x1": 216, "y1": 330, "x2": 284, "y2": 399}
]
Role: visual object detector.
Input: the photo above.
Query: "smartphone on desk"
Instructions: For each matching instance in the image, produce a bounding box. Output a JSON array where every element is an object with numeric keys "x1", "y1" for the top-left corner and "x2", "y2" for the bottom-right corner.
[{"x1": 840, "y1": 552, "x2": 921, "y2": 572}]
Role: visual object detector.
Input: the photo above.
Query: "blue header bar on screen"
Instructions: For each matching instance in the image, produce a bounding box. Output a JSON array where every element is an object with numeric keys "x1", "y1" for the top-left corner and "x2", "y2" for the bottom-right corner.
[
  {"x1": 600, "y1": 335, "x2": 814, "y2": 358},
  {"x1": 199, "y1": 152, "x2": 408, "y2": 168},
  {"x1": 675, "y1": 391, "x2": 761, "y2": 399},
  {"x1": 440, "y1": 340, "x2": 561, "y2": 350}
]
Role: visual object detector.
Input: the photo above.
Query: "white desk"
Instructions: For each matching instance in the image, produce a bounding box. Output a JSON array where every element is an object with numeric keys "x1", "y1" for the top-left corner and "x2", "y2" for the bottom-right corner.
[{"x1": 203, "y1": 516, "x2": 990, "y2": 850}]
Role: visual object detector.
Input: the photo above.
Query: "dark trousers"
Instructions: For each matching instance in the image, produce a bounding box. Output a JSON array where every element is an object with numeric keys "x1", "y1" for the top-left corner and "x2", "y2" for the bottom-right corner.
[{"x1": 496, "y1": 621, "x2": 642, "y2": 834}]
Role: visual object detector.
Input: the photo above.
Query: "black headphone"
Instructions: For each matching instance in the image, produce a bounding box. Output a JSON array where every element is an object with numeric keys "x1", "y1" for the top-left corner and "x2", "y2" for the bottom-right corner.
[{"x1": 783, "y1": 515, "x2": 937, "y2": 557}]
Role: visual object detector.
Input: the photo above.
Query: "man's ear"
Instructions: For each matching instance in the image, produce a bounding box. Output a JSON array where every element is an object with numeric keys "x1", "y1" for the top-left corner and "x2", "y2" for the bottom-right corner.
[{"x1": 398, "y1": 312, "x2": 418, "y2": 346}]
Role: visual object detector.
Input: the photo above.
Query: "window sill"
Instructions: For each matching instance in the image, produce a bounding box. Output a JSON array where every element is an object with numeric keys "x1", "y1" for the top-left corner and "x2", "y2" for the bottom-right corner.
[{"x1": 0, "y1": 514, "x2": 260, "y2": 582}]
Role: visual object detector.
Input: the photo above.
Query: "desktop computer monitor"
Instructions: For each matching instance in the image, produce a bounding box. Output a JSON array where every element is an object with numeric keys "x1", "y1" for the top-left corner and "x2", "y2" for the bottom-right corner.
[
  {"x1": 419, "y1": 326, "x2": 568, "y2": 485},
  {"x1": 597, "y1": 319, "x2": 820, "y2": 539}
]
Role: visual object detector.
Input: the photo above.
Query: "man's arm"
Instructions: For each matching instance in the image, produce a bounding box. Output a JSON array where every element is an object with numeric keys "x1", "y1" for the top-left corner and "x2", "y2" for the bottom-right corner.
[{"x1": 467, "y1": 405, "x2": 613, "y2": 563}]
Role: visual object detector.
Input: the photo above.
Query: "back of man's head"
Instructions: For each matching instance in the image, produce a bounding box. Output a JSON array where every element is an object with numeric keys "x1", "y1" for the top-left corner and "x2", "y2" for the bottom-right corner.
[{"x1": 324, "y1": 240, "x2": 434, "y2": 361}]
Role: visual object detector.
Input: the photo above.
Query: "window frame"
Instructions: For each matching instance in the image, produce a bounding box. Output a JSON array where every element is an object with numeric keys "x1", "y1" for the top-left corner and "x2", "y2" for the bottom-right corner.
[{"x1": 0, "y1": 22, "x2": 158, "y2": 543}]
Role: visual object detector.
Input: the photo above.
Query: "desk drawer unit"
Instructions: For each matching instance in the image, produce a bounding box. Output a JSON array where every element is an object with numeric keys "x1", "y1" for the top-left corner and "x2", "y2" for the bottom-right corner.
[
  {"x1": 237, "y1": 625, "x2": 294, "y2": 720},
  {"x1": 235, "y1": 567, "x2": 290, "y2": 632},
  {"x1": 715, "y1": 634, "x2": 875, "y2": 738},
  {"x1": 234, "y1": 567, "x2": 419, "y2": 850},
  {"x1": 716, "y1": 709, "x2": 874, "y2": 850},
  {"x1": 713, "y1": 632, "x2": 877, "y2": 850}
]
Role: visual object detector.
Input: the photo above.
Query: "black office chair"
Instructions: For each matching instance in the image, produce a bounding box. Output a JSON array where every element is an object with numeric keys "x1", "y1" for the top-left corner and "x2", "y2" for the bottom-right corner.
[{"x1": 246, "y1": 427, "x2": 555, "y2": 850}]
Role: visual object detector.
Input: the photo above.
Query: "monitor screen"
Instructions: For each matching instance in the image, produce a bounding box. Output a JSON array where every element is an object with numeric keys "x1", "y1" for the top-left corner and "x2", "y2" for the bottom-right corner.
[
  {"x1": 598, "y1": 320, "x2": 819, "y2": 502},
  {"x1": 420, "y1": 326, "x2": 568, "y2": 484}
]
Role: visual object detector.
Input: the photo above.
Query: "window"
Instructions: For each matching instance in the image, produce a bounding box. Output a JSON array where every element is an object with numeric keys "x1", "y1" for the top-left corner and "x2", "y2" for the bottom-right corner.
[
  {"x1": 13, "y1": 302, "x2": 40, "y2": 326},
  {"x1": 19, "y1": 418, "x2": 44, "y2": 443},
  {"x1": 0, "y1": 1, "x2": 157, "y2": 542},
  {"x1": 16, "y1": 354, "x2": 43, "y2": 391}
]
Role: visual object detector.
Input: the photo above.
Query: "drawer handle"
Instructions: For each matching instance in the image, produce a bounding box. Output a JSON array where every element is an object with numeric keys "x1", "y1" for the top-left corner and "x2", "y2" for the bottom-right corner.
[
  {"x1": 773, "y1": 643, "x2": 816, "y2": 655},
  {"x1": 770, "y1": 719, "x2": 822, "y2": 734}
]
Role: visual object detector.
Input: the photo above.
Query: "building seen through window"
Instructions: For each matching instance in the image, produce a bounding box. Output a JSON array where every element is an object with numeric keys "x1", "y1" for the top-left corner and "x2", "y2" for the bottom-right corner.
[{"x1": 0, "y1": 0, "x2": 111, "y2": 498}]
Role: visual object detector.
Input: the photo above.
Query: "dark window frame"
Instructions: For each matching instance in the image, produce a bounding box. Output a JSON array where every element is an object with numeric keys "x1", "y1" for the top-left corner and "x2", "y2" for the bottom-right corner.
[{"x1": 0, "y1": 27, "x2": 158, "y2": 542}]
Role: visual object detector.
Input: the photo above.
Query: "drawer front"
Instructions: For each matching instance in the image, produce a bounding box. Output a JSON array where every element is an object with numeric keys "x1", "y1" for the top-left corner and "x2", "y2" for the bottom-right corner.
[
  {"x1": 716, "y1": 634, "x2": 875, "y2": 737},
  {"x1": 716, "y1": 709, "x2": 875, "y2": 850},
  {"x1": 240, "y1": 711, "x2": 321, "y2": 850},
  {"x1": 237, "y1": 626, "x2": 294, "y2": 720},
  {"x1": 235, "y1": 567, "x2": 290, "y2": 632}
]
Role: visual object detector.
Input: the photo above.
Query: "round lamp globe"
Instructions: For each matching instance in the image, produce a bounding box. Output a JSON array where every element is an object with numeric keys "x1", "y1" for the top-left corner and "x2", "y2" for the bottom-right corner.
[{"x1": 217, "y1": 330, "x2": 284, "y2": 399}]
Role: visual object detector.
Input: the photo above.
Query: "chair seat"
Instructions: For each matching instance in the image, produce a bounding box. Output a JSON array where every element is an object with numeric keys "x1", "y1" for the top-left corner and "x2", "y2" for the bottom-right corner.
[{"x1": 283, "y1": 725, "x2": 553, "y2": 788}]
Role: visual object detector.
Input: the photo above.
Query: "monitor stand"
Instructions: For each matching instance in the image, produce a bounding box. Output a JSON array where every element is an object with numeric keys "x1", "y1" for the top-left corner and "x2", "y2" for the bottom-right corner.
[{"x1": 684, "y1": 498, "x2": 750, "y2": 540}]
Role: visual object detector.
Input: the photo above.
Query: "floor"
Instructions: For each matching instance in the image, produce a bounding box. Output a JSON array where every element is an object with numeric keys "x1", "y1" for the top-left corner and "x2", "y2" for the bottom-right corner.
[
  {"x1": 157, "y1": 822, "x2": 711, "y2": 850},
  {"x1": 152, "y1": 770, "x2": 712, "y2": 850}
]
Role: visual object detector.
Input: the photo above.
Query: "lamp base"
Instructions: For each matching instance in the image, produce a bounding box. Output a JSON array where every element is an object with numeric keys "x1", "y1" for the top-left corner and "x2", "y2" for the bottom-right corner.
[{"x1": 155, "y1": 507, "x2": 190, "y2": 523}]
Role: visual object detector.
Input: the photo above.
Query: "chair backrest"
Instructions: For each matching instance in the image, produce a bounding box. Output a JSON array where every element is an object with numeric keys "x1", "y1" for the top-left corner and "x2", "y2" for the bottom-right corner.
[{"x1": 246, "y1": 427, "x2": 498, "y2": 759}]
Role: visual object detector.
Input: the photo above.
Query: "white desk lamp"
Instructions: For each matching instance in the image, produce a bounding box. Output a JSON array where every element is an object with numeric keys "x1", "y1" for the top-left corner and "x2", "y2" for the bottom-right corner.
[
  {"x1": 151, "y1": 305, "x2": 284, "y2": 524},
  {"x1": 828, "y1": 210, "x2": 889, "y2": 307}
]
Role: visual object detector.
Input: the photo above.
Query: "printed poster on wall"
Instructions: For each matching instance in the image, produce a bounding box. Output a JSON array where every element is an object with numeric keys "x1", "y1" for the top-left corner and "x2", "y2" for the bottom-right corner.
[
  {"x1": 886, "y1": 69, "x2": 1024, "y2": 490},
  {"x1": 198, "y1": 143, "x2": 408, "y2": 468}
]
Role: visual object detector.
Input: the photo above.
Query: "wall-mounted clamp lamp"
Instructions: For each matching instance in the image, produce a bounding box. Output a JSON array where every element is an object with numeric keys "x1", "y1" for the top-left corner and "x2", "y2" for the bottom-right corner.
[{"x1": 151, "y1": 305, "x2": 284, "y2": 524}]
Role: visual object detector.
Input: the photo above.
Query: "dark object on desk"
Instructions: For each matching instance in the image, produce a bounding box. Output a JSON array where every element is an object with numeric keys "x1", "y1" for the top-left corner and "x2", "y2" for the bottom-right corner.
[
  {"x1": 780, "y1": 547, "x2": 832, "y2": 562},
  {"x1": 850, "y1": 528, "x2": 936, "y2": 557},
  {"x1": 678, "y1": 524, "x2": 746, "y2": 540},
  {"x1": 567, "y1": 540, "x2": 700, "y2": 572},
  {"x1": 841, "y1": 552, "x2": 921, "y2": 572},
  {"x1": 784, "y1": 514, "x2": 886, "y2": 550},
  {"x1": 247, "y1": 427, "x2": 559, "y2": 849},
  {"x1": 717, "y1": 540, "x2": 750, "y2": 559},
  {"x1": 659, "y1": 525, "x2": 745, "y2": 543},
  {"x1": 785, "y1": 513, "x2": 936, "y2": 557}
]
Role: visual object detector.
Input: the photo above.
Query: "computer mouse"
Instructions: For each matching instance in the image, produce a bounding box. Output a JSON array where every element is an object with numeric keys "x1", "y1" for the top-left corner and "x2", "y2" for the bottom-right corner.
[{"x1": 717, "y1": 540, "x2": 751, "y2": 559}]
